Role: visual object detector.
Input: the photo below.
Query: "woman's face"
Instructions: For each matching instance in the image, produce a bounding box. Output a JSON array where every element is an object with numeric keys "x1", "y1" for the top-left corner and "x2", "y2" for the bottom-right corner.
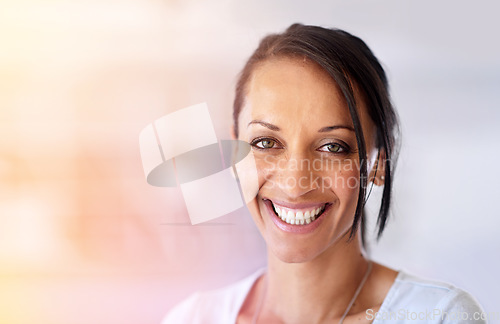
[{"x1": 237, "y1": 57, "x2": 380, "y2": 263}]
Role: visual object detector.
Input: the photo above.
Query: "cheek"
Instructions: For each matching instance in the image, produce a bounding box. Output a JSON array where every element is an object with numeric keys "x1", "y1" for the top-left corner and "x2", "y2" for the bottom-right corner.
[
  {"x1": 243, "y1": 155, "x2": 282, "y2": 224},
  {"x1": 321, "y1": 160, "x2": 361, "y2": 205},
  {"x1": 234, "y1": 151, "x2": 260, "y2": 205},
  {"x1": 254, "y1": 153, "x2": 280, "y2": 190},
  {"x1": 333, "y1": 170, "x2": 360, "y2": 208},
  {"x1": 234, "y1": 151, "x2": 277, "y2": 222}
]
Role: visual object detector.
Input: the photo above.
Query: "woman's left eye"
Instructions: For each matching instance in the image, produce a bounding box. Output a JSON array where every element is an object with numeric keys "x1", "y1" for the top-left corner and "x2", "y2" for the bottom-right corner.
[{"x1": 318, "y1": 143, "x2": 346, "y2": 153}]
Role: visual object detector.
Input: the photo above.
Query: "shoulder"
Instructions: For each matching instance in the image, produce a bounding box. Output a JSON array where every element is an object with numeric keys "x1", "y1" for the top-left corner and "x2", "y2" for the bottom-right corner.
[
  {"x1": 161, "y1": 268, "x2": 265, "y2": 324},
  {"x1": 374, "y1": 271, "x2": 486, "y2": 323}
]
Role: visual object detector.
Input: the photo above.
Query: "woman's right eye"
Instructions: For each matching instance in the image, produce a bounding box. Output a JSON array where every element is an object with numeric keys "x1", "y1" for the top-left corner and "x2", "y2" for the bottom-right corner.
[{"x1": 251, "y1": 138, "x2": 279, "y2": 149}]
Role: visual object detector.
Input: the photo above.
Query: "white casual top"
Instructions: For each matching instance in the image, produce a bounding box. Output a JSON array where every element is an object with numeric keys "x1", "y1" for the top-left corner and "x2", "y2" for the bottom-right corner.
[{"x1": 161, "y1": 268, "x2": 487, "y2": 323}]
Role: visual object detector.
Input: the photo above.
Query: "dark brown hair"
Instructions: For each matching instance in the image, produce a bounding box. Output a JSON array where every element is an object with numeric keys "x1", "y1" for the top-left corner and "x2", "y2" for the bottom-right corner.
[{"x1": 233, "y1": 23, "x2": 400, "y2": 241}]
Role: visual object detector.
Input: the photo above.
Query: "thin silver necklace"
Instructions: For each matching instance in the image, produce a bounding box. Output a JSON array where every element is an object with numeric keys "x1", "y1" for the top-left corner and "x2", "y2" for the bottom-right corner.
[{"x1": 251, "y1": 261, "x2": 373, "y2": 324}]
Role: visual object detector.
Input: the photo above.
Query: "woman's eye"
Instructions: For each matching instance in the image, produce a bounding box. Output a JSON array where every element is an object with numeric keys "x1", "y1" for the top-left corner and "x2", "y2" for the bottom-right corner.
[
  {"x1": 319, "y1": 143, "x2": 345, "y2": 153},
  {"x1": 254, "y1": 139, "x2": 276, "y2": 149},
  {"x1": 251, "y1": 138, "x2": 280, "y2": 149}
]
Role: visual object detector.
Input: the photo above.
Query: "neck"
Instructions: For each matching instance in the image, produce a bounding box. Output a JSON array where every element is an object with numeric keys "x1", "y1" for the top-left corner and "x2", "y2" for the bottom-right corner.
[{"x1": 262, "y1": 232, "x2": 369, "y2": 324}]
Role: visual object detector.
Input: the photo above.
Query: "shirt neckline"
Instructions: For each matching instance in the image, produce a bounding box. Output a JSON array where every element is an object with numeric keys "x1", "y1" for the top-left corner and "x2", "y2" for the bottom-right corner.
[{"x1": 231, "y1": 268, "x2": 404, "y2": 324}]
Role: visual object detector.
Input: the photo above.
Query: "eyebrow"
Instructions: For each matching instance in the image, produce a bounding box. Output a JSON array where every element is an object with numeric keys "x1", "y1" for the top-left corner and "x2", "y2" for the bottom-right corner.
[
  {"x1": 318, "y1": 125, "x2": 355, "y2": 133},
  {"x1": 248, "y1": 120, "x2": 355, "y2": 133},
  {"x1": 247, "y1": 120, "x2": 281, "y2": 131}
]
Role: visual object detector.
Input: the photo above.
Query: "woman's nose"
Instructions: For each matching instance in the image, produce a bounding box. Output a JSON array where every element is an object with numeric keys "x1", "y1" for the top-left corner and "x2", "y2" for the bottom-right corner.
[{"x1": 273, "y1": 154, "x2": 320, "y2": 199}]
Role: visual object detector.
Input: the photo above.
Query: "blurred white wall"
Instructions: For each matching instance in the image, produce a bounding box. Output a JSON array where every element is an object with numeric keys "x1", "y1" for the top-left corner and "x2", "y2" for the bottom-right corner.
[{"x1": 0, "y1": 0, "x2": 498, "y2": 323}]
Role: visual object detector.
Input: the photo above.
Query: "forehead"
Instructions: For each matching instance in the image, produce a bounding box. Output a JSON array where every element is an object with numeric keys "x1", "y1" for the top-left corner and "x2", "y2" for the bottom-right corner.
[
  {"x1": 248, "y1": 57, "x2": 345, "y2": 105},
  {"x1": 241, "y1": 57, "x2": 353, "y2": 125}
]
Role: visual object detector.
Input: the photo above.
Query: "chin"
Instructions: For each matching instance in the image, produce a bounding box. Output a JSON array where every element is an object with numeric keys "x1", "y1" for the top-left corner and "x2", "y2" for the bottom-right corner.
[{"x1": 268, "y1": 240, "x2": 327, "y2": 263}]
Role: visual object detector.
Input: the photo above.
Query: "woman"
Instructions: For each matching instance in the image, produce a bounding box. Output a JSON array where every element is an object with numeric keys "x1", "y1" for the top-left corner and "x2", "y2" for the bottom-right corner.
[{"x1": 163, "y1": 24, "x2": 485, "y2": 323}]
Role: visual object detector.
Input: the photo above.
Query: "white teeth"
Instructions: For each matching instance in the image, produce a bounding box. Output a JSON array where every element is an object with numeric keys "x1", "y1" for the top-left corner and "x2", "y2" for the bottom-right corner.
[{"x1": 273, "y1": 204, "x2": 325, "y2": 226}]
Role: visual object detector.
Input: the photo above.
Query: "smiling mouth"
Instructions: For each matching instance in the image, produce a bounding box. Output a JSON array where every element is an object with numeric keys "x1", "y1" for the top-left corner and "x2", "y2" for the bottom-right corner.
[{"x1": 267, "y1": 200, "x2": 329, "y2": 225}]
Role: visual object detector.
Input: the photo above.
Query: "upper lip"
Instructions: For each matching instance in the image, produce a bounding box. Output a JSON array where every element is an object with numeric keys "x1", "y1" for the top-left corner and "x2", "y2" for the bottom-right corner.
[{"x1": 264, "y1": 198, "x2": 329, "y2": 210}]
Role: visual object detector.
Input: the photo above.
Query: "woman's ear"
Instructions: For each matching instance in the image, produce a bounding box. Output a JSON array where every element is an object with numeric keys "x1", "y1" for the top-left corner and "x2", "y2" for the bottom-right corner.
[{"x1": 369, "y1": 148, "x2": 386, "y2": 186}]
